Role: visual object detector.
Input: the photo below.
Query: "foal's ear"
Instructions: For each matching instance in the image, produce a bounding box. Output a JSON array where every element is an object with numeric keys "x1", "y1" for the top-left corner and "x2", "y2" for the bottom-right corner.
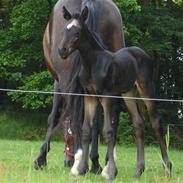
[
  {"x1": 62, "y1": 6, "x2": 72, "y2": 21},
  {"x1": 81, "y1": 6, "x2": 89, "y2": 22}
]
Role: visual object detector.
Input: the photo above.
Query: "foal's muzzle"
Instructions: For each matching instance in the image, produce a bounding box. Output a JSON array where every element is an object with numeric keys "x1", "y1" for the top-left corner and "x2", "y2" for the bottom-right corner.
[{"x1": 58, "y1": 47, "x2": 69, "y2": 59}]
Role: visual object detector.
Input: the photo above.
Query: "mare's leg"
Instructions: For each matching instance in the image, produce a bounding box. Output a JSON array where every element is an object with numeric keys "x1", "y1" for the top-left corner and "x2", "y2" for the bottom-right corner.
[
  {"x1": 123, "y1": 91, "x2": 145, "y2": 179},
  {"x1": 90, "y1": 105, "x2": 103, "y2": 174},
  {"x1": 34, "y1": 81, "x2": 62, "y2": 169},
  {"x1": 137, "y1": 81, "x2": 172, "y2": 176},
  {"x1": 101, "y1": 98, "x2": 117, "y2": 181}
]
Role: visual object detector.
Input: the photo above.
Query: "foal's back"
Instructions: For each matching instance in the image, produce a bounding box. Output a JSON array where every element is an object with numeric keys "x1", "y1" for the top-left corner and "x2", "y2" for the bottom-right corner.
[
  {"x1": 114, "y1": 46, "x2": 153, "y2": 76},
  {"x1": 109, "y1": 46, "x2": 153, "y2": 93}
]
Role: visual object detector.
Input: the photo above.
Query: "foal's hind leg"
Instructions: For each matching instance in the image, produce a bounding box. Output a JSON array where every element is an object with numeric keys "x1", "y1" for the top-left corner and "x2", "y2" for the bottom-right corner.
[
  {"x1": 34, "y1": 81, "x2": 62, "y2": 169},
  {"x1": 123, "y1": 91, "x2": 145, "y2": 179},
  {"x1": 137, "y1": 81, "x2": 172, "y2": 176}
]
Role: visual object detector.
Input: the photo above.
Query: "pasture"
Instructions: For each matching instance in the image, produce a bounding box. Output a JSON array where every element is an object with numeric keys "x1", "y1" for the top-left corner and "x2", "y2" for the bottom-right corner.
[
  {"x1": 0, "y1": 140, "x2": 183, "y2": 183},
  {"x1": 0, "y1": 108, "x2": 183, "y2": 183}
]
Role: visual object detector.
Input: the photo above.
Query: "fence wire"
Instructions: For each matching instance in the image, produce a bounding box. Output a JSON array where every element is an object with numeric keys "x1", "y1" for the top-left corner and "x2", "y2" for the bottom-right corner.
[{"x1": 0, "y1": 88, "x2": 183, "y2": 103}]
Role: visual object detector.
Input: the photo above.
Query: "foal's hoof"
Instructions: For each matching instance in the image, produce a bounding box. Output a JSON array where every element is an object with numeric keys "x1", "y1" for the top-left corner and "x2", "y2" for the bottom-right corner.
[
  {"x1": 33, "y1": 157, "x2": 47, "y2": 170},
  {"x1": 164, "y1": 161, "x2": 172, "y2": 177},
  {"x1": 133, "y1": 165, "x2": 145, "y2": 179},
  {"x1": 90, "y1": 164, "x2": 102, "y2": 174},
  {"x1": 101, "y1": 163, "x2": 117, "y2": 181},
  {"x1": 79, "y1": 166, "x2": 89, "y2": 175},
  {"x1": 133, "y1": 168, "x2": 144, "y2": 180},
  {"x1": 64, "y1": 159, "x2": 74, "y2": 167}
]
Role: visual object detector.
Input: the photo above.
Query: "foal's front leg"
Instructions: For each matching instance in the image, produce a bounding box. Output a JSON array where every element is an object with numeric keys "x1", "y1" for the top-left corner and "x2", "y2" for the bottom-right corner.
[
  {"x1": 71, "y1": 96, "x2": 98, "y2": 176},
  {"x1": 79, "y1": 97, "x2": 98, "y2": 175},
  {"x1": 101, "y1": 98, "x2": 117, "y2": 181}
]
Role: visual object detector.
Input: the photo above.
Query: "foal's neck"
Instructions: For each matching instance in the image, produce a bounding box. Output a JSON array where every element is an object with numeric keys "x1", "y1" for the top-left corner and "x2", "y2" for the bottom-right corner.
[{"x1": 78, "y1": 37, "x2": 103, "y2": 70}]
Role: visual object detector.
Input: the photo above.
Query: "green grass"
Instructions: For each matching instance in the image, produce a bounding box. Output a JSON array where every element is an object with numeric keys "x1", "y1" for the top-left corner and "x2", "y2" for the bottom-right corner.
[
  {"x1": 0, "y1": 107, "x2": 62, "y2": 140},
  {"x1": 0, "y1": 140, "x2": 183, "y2": 183},
  {"x1": 0, "y1": 108, "x2": 183, "y2": 182}
]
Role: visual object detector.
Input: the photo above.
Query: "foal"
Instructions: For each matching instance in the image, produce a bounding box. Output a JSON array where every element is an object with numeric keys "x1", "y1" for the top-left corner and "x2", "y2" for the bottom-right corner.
[{"x1": 59, "y1": 6, "x2": 172, "y2": 180}]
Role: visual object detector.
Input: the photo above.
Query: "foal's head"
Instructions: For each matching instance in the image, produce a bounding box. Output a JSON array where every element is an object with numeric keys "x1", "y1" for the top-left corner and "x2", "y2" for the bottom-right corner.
[{"x1": 58, "y1": 6, "x2": 89, "y2": 59}]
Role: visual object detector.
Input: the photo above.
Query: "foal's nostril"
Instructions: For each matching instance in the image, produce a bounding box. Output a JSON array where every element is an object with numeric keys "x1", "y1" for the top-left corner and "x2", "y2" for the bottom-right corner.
[
  {"x1": 58, "y1": 47, "x2": 67, "y2": 56},
  {"x1": 62, "y1": 47, "x2": 67, "y2": 52}
]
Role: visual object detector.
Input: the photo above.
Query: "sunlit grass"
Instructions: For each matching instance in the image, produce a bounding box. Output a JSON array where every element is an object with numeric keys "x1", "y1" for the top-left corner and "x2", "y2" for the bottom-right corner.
[{"x1": 0, "y1": 140, "x2": 183, "y2": 183}]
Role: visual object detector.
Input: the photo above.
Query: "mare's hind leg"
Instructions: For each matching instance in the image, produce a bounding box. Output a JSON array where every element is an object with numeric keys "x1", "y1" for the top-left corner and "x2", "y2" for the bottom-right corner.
[
  {"x1": 90, "y1": 105, "x2": 103, "y2": 174},
  {"x1": 137, "y1": 81, "x2": 172, "y2": 176},
  {"x1": 34, "y1": 81, "x2": 62, "y2": 169},
  {"x1": 123, "y1": 91, "x2": 145, "y2": 179}
]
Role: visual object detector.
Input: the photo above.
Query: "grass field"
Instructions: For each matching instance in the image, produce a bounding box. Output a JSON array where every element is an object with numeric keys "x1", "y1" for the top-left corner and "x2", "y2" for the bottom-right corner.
[
  {"x1": 0, "y1": 140, "x2": 183, "y2": 183},
  {"x1": 0, "y1": 108, "x2": 183, "y2": 182}
]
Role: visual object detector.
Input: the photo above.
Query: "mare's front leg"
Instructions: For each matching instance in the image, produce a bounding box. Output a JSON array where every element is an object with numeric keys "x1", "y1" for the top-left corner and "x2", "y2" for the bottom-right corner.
[
  {"x1": 101, "y1": 98, "x2": 117, "y2": 181},
  {"x1": 34, "y1": 81, "x2": 62, "y2": 169},
  {"x1": 71, "y1": 96, "x2": 98, "y2": 176}
]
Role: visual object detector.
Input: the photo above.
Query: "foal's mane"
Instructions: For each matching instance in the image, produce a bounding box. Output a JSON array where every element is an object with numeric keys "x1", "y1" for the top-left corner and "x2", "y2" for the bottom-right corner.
[{"x1": 83, "y1": 23, "x2": 107, "y2": 50}]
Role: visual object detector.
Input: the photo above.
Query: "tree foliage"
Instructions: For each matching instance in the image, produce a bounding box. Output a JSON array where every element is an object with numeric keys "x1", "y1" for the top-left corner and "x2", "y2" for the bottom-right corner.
[
  {"x1": 0, "y1": 0, "x2": 53, "y2": 108},
  {"x1": 0, "y1": 0, "x2": 183, "y2": 144}
]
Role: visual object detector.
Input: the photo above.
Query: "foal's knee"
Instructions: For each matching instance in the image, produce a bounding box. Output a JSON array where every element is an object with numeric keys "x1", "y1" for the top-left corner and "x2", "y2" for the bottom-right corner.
[
  {"x1": 151, "y1": 115, "x2": 162, "y2": 131},
  {"x1": 103, "y1": 128, "x2": 114, "y2": 143},
  {"x1": 82, "y1": 126, "x2": 92, "y2": 143},
  {"x1": 133, "y1": 116, "x2": 144, "y2": 129}
]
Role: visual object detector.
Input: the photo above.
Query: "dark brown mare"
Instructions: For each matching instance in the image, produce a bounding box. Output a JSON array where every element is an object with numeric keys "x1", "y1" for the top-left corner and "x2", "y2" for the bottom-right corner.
[
  {"x1": 34, "y1": 0, "x2": 125, "y2": 173},
  {"x1": 59, "y1": 7, "x2": 172, "y2": 180}
]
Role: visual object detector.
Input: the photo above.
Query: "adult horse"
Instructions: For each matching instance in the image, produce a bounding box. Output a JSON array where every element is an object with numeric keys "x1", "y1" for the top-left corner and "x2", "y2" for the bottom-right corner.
[{"x1": 34, "y1": 0, "x2": 125, "y2": 174}]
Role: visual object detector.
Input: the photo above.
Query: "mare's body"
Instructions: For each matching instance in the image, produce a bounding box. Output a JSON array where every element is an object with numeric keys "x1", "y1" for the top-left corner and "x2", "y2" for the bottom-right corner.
[
  {"x1": 59, "y1": 10, "x2": 172, "y2": 180},
  {"x1": 34, "y1": 0, "x2": 125, "y2": 173}
]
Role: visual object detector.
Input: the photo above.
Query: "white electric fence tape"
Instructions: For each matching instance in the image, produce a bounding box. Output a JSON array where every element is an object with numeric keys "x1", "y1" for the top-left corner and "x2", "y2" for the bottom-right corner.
[{"x1": 0, "y1": 88, "x2": 182, "y2": 103}]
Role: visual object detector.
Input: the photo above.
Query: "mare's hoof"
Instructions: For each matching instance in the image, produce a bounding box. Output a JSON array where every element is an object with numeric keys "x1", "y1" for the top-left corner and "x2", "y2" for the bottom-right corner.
[
  {"x1": 164, "y1": 161, "x2": 172, "y2": 177},
  {"x1": 33, "y1": 157, "x2": 47, "y2": 170},
  {"x1": 64, "y1": 160, "x2": 74, "y2": 167},
  {"x1": 90, "y1": 164, "x2": 102, "y2": 174}
]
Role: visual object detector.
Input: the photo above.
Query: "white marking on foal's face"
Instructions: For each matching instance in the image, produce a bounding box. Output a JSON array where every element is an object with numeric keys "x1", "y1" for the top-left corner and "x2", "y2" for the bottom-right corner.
[{"x1": 67, "y1": 19, "x2": 80, "y2": 30}]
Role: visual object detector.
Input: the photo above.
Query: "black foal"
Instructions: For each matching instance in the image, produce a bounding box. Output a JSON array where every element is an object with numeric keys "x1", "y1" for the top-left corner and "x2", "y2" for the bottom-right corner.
[{"x1": 59, "y1": 6, "x2": 172, "y2": 180}]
